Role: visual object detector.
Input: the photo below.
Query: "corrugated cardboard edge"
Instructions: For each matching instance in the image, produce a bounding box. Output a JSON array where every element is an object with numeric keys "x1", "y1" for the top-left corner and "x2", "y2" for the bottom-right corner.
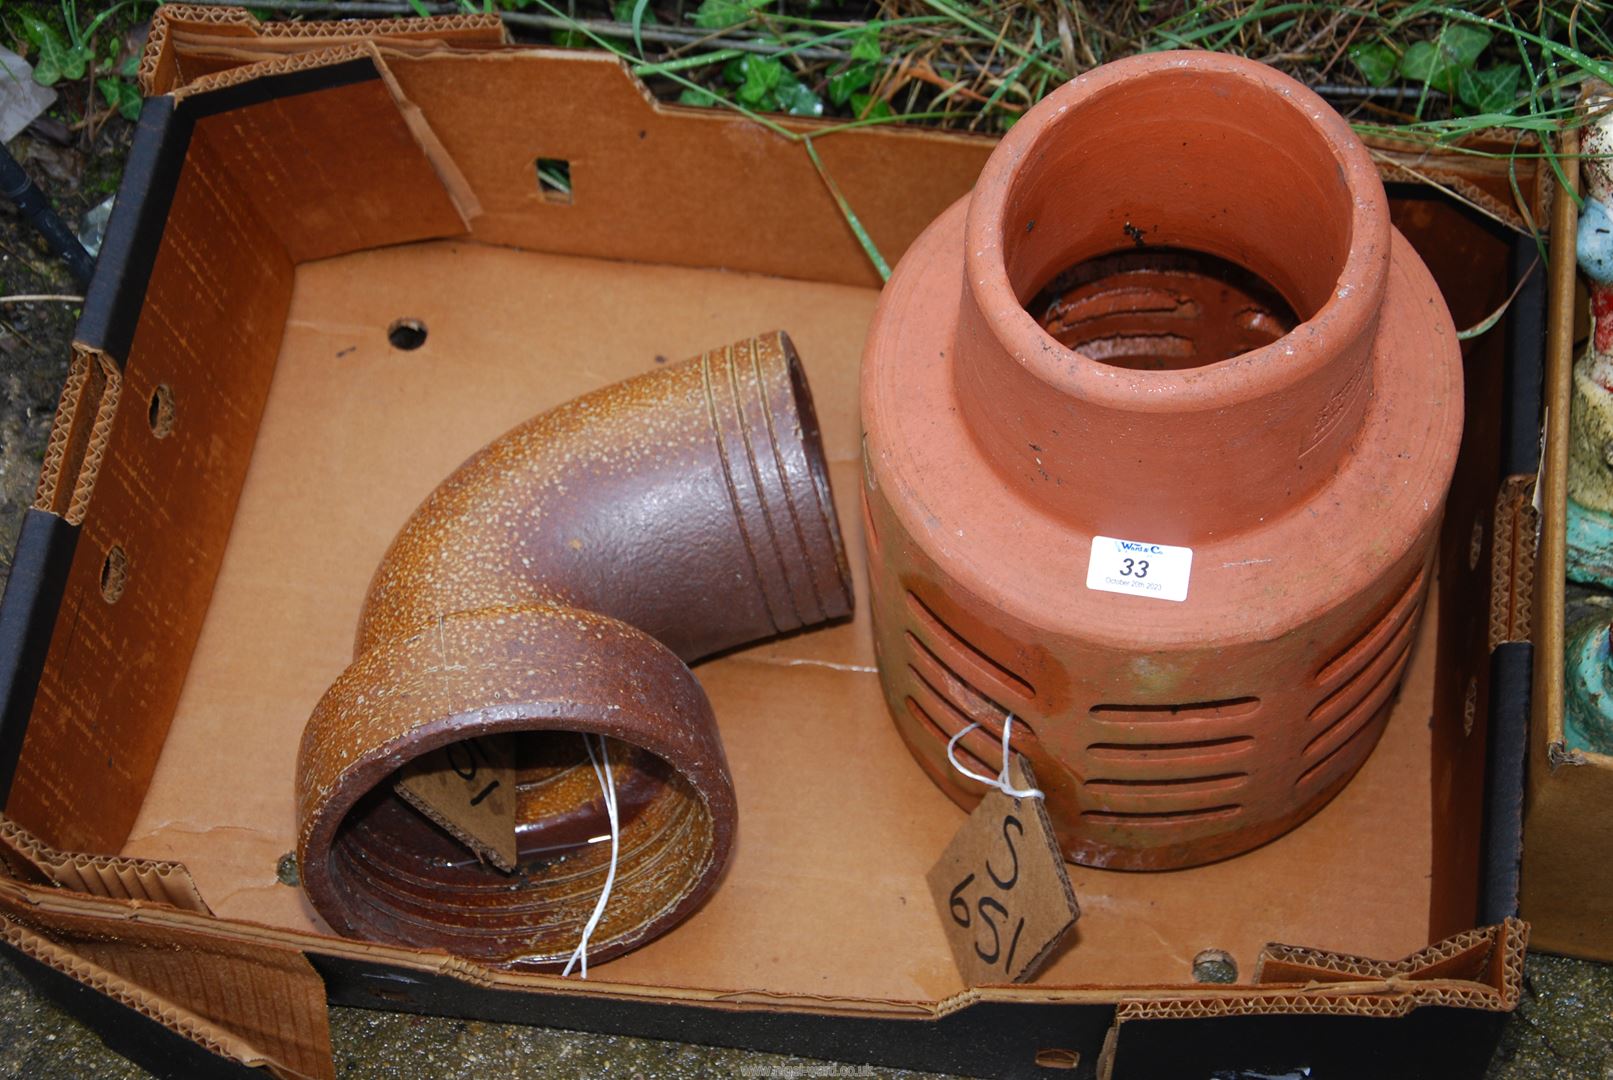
[
  {"x1": 1115, "y1": 919, "x2": 1527, "y2": 1021},
  {"x1": 1368, "y1": 132, "x2": 1544, "y2": 233},
  {"x1": 0, "y1": 814, "x2": 210, "y2": 914},
  {"x1": 140, "y1": 4, "x2": 507, "y2": 96},
  {"x1": 138, "y1": 3, "x2": 256, "y2": 96},
  {"x1": 29, "y1": 349, "x2": 92, "y2": 517},
  {"x1": 168, "y1": 39, "x2": 379, "y2": 101},
  {"x1": 1490, "y1": 473, "x2": 1539, "y2": 649},
  {"x1": 31, "y1": 347, "x2": 118, "y2": 525},
  {"x1": 0, "y1": 895, "x2": 333, "y2": 1080}
]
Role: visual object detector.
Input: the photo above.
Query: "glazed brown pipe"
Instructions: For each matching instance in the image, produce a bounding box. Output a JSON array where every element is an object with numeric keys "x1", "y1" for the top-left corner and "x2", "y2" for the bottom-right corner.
[{"x1": 297, "y1": 332, "x2": 852, "y2": 969}]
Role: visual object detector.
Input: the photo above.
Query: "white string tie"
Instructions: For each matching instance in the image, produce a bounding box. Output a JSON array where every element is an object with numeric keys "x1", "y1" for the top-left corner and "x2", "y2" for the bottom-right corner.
[
  {"x1": 561, "y1": 733, "x2": 620, "y2": 978},
  {"x1": 945, "y1": 714, "x2": 1043, "y2": 800}
]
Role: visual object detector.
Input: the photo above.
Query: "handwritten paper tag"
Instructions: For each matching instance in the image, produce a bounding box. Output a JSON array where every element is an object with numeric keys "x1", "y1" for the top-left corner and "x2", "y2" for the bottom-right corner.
[
  {"x1": 396, "y1": 735, "x2": 518, "y2": 872},
  {"x1": 927, "y1": 756, "x2": 1079, "y2": 985}
]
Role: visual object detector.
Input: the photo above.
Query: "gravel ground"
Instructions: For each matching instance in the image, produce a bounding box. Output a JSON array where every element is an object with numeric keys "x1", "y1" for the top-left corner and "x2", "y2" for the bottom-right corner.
[{"x1": 2, "y1": 122, "x2": 1612, "y2": 1080}]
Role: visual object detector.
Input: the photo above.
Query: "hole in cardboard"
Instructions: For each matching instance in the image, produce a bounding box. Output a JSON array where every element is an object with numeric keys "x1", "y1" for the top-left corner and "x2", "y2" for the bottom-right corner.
[
  {"x1": 1028, "y1": 249, "x2": 1299, "y2": 371},
  {"x1": 387, "y1": 319, "x2": 428, "y2": 351},
  {"x1": 1191, "y1": 948, "x2": 1238, "y2": 983},
  {"x1": 100, "y1": 545, "x2": 128, "y2": 604},
  {"x1": 535, "y1": 157, "x2": 573, "y2": 204},
  {"x1": 276, "y1": 852, "x2": 299, "y2": 886},
  {"x1": 147, "y1": 384, "x2": 175, "y2": 438},
  {"x1": 1034, "y1": 1048, "x2": 1081, "y2": 1070}
]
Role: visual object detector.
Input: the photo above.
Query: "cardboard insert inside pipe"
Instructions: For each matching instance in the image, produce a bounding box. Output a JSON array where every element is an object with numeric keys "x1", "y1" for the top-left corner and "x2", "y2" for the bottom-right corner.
[{"x1": 295, "y1": 331, "x2": 854, "y2": 969}]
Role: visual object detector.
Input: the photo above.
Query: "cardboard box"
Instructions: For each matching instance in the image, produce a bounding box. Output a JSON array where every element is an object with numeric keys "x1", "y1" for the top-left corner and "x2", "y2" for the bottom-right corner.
[
  {"x1": 0, "y1": 8, "x2": 1551, "y2": 1077},
  {"x1": 1518, "y1": 129, "x2": 1613, "y2": 960}
]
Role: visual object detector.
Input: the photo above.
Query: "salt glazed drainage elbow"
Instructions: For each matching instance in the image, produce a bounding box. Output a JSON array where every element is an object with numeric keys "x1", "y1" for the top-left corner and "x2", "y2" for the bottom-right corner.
[
  {"x1": 860, "y1": 52, "x2": 1463, "y2": 870},
  {"x1": 296, "y1": 331, "x2": 852, "y2": 967}
]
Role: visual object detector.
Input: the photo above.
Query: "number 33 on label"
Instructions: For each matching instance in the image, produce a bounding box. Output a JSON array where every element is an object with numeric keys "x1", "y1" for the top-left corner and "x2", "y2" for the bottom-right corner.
[{"x1": 1085, "y1": 535, "x2": 1193, "y2": 603}]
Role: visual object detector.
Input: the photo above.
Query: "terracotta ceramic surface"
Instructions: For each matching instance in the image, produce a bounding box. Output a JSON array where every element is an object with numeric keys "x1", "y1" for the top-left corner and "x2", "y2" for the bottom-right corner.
[
  {"x1": 297, "y1": 332, "x2": 852, "y2": 966},
  {"x1": 860, "y1": 52, "x2": 1464, "y2": 870}
]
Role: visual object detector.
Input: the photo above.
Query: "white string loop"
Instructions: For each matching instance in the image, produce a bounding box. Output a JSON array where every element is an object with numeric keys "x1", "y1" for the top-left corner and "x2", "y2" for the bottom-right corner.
[
  {"x1": 945, "y1": 714, "x2": 1043, "y2": 800},
  {"x1": 561, "y1": 734, "x2": 620, "y2": 978}
]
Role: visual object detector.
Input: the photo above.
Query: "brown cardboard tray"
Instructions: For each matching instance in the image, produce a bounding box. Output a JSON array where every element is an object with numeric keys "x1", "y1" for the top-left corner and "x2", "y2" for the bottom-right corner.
[{"x1": 0, "y1": 8, "x2": 1550, "y2": 1078}]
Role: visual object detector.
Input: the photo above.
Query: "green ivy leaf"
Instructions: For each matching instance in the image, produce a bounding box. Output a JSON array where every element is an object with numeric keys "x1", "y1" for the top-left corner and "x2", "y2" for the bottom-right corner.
[
  {"x1": 31, "y1": 53, "x2": 61, "y2": 87},
  {"x1": 849, "y1": 92, "x2": 892, "y2": 121},
  {"x1": 98, "y1": 77, "x2": 142, "y2": 122},
  {"x1": 1347, "y1": 42, "x2": 1397, "y2": 88},
  {"x1": 775, "y1": 73, "x2": 823, "y2": 117},
  {"x1": 850, "y1": 28, "x2": 881, "y2": 64},
  {"x1": 549, "y1": 28, "x2": 589, "y2": 47},
  {"x1": 1457, "y1": 63, "x2": 1522, "y2": 114},
  {"x1": 17, "y1": 12, "x2": 60, "y2": 50},
  {"x1": 677, "y1": 86, "x2": 719, "y2": 107},
  {"x1": 1399, "y1": 23, "x2": 1494, "y2": 95},
  {"x1": 827, "y1": 61, "x2": 875, "y2": 106},
  {"x1": 691, "y1": 0, "x2": 765, "y2": 31},
  {"x1": 737, "y1": 55, "x2": 783, "y2": 106},
  {"x1": 1398, "y1": 40, "x2": 1450, "y2": 87},
  {"x1": 1440, "y1": 24, "x2": 1492, "y2": 69},
  {"x1": 18, "y1": 14, "x2": 68, "y2": 88},
  {"x1": 61, "y1": 44, "x2": 90, "y2": 82}
]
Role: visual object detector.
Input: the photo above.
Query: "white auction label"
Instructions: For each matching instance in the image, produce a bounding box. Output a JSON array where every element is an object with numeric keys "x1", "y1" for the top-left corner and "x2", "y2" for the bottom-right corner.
[{"x1": 1085, "y1": 536, "x2": 1193, "y2": 602}]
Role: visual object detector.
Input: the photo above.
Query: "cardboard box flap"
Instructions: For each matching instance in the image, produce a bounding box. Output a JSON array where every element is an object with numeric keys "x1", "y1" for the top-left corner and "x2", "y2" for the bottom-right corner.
[
  {"x1": 0, "y1": 892, "x2": 332, "y2": 1080},
  {"x1": 140, "y1": 3, "x2": 508, "y2": 96},
  {"x1": 0, "y1": 868, "x2": 1527, "y2": 1078},
  {"x1": 8, "y1": 47, "x2": 475, "y2": 855},
  {"x1": 31, "y1": 346, "x2": 117, "y2": 523},
  {"x1": 1255, "y1": 918, "x2": 1523, "y2": 1000},
  {"x1": 174, "y1": 49, "x2": 474, "y2": 262},
  {"x1": 0, "y1": 813, "x2": 210, "y2": 914},
  {"x1": 79, "y1": 49, "x2": 471, "y2": 363},
  {"x1": 1369, "y1": 131, "x2": 1549, "y2": 234}
]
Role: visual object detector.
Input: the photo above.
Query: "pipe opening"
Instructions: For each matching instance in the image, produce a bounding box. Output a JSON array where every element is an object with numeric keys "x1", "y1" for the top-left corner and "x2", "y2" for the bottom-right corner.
[
  {"x1": 326, "y1": 733, "x2": 716, "y2": 965},
  {"x1": 990, "y1": 63, "x2": 1368, "y2": 374},
  {"x1": 1029, "y1": 248, "x2": 1298, "y2": 371}
]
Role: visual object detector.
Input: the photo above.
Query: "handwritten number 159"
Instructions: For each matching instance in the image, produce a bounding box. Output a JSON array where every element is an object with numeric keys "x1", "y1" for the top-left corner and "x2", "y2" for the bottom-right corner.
[{"x1": 947, "y1": 815, "x2": 1027, "y2": 973}]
